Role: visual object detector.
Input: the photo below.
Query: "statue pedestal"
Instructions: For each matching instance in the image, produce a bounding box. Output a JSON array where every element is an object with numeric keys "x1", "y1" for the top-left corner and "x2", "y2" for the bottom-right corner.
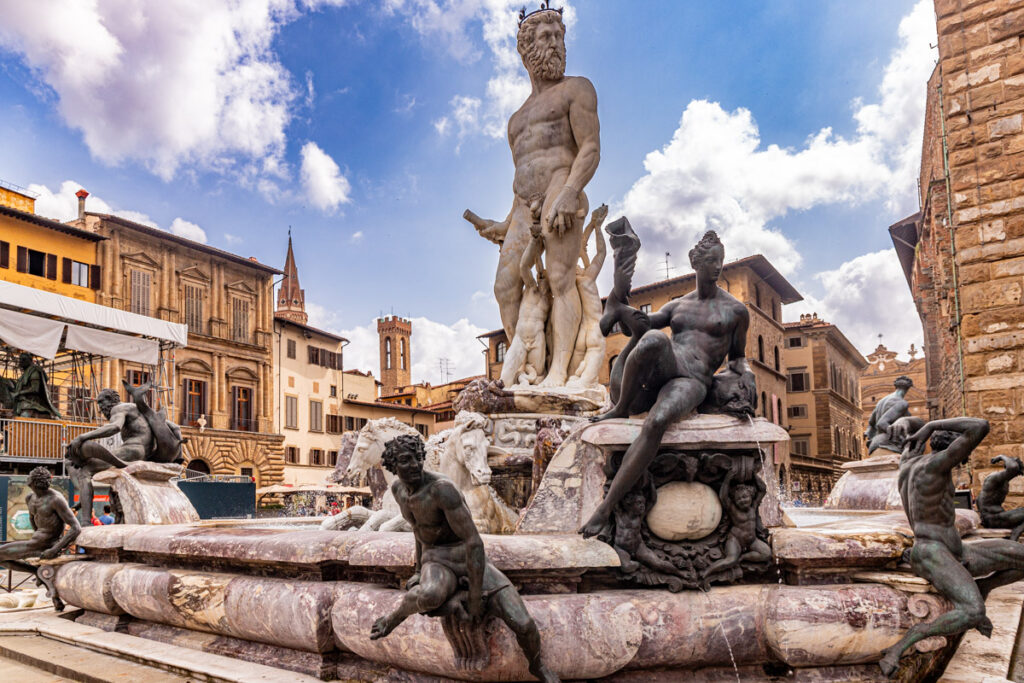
[
  {"x1": 517, "y1": 414, "x2": 789, "y2": 534},
  {"x1": 824, "y1": 449, "x2": 903, "y2": 511},
  {"x1": 94, "y1": 462, "x2": 200, "y2": 525}
]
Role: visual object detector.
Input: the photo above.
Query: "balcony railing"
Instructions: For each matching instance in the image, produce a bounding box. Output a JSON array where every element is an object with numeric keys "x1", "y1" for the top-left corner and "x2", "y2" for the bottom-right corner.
[{"x1": 230, "y1": 416, "x2": 258, "y2": 432}]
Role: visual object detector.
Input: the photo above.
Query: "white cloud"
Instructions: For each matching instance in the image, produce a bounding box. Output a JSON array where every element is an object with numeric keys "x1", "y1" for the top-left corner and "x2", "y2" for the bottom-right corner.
[
  {"x1": 350, "y1": 230, "x2": 364, "y2": 243},
  {"x1": 613, "y1": 0, "x2": 936, "y2": 284},
  {"x1": 27, "y1": 179, "x2": 209, "y2": 243},
  {"x1": 0, "y1": 1, "x2": 348, "y2": 181},
  {"x1": 168, "y1": 217, "x2": 208, "y2": 244},
  {"x1": 224, "y1": 233, "x2": 243, "y2": 246},
  {"x1": 388, "y1": 0, "x2": 576, "y2": 141},
  {"x1": 307, "y1": 306, "x2": 489, "y2": 385},
  {"x1": 300, "y1": 141, "x2": 352, "y2": 211},
  {"x1": 785, "y1": 250, "x2": 924, "y2": 359}
]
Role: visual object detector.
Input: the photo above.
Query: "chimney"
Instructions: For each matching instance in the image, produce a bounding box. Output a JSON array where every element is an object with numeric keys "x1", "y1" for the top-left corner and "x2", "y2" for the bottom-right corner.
[{"x1": 75, "y1": 189, "x2": 89, "y2": 220}]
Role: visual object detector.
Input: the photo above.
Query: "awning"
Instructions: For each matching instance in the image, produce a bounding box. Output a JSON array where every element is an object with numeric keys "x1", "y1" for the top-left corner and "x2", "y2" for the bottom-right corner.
[
  {"x1": 0, "y1": 280, "x2": 187, "y2": 346},
  {"x1": 65, "y1": 323, "x2": 160, "y2": 365},
  {"x1": 0, "y1": 308, "x2": 64, "y2": 358}
]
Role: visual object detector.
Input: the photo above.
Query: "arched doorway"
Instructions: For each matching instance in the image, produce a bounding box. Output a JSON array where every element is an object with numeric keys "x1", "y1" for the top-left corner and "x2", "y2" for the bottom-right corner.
[{"x1": 186, "y1": 459, "x2": 211, "y2": 475}]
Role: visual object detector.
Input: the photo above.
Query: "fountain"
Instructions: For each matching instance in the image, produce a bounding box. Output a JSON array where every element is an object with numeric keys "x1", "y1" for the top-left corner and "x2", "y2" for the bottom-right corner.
[{"x1": 16, "y1": 5, "x2": 1024, "y2": 682}]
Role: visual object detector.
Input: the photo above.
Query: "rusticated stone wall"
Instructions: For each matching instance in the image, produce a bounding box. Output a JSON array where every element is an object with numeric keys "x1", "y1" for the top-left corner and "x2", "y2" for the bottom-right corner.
[
  {"x1": 908, "y1": 0, "x2": 1024, "y2": 501},
  {"x1": 181, "y1": 426, "x2": 285, "y2": 486}
]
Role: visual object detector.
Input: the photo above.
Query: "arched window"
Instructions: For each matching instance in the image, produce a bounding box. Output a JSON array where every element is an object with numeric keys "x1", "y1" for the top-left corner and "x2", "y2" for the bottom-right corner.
[
  {"x1": 400, "y1": 338, "x2": 407, "y2": 370},
  {"x1": 186, "y1": 459, "x2": 210, "y2": 476},
  {"x1": 755, "y1": 286, "x2": 762, "y2": 309},
  {"x1": 385, "y1": 337, "x2": 392, "y2": 369},
  {"x1": 834, "y1": 427, "x2": 841, "y2": 456},
  {"x1": 761, "y1": 391, "x2": 767, "y2": 417},
  {"x1": 776, "y1": 396, "x2": 782, "y2": 425},
  {"x1": 774, "y1": 346, "x2": 780, "y2": 371},
  {"x1": 496, "y1": 341, "x2": 507, "y2": 363},
  {"x1": 758, "y1": 335, "x2": 765, "y2": 363}
]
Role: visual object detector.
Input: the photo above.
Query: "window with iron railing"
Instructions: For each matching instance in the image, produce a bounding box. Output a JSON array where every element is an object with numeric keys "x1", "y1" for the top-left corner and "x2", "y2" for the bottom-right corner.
[
  {"x1": 231, "y1": 386, "x2": 256, "y2": 431},
  {"x1": 182, "y1": 378, "x2": 207, "y2": 426}
]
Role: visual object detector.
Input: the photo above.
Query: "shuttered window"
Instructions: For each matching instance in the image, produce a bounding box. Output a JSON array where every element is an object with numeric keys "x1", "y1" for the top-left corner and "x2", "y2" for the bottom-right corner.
[
  {"x1": 231, "y1": 298, "x2": 250, "y2": 343},
  {"x1": 0, "y1": 241, "x2": 8, "y2": 269},
  {"x1": 309, "y1": 399, "x2": 323, "y2": 432},
  {"x1": 184, "y1": 285, "x2": 204, "y2": 333},
  {"x1": 285, "y1": 396, "x2": 298, "y2": 429},
  {"x1": 310, "y1": 448, "x2": 324, "y2": 466},
  {"x1": 46, "y1": 253, "x2": 57, "y2": 280},
  {"x1": 130, "y1": 270, "x2": 152, "y2": 316},
  {"x1": 64, "y1": 259, "x2": 89, "y2": 287},
  {"x1": 287, "y1": 339, "x2": 296, "y2": 359}
]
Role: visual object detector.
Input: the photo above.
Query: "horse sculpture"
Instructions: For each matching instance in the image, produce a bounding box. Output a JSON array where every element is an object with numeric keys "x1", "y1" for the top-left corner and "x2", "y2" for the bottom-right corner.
[
  {"x1": 321, "y1": 417, "x2": 415, "y2": 532},
  {"x1": 320, "y1": 414, "x2": 520, "y2": 534}
]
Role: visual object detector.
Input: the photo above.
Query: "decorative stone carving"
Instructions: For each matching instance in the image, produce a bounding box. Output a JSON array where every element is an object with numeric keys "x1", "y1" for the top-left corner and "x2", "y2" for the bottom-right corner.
[
  {"x1": 455, "y1": 378, "x2": 606, "y2": 417},
  {"x1": 645, "y1": 481, "x2": 722, "y2": 541},
  {"x1": 864, "y1": 376, "x2": 914, "y2": 454},
  {"x1": 93, "y1": 462, "x2": 199, "y2": 525},
  {"x1": 531, "y1": 417, "x2": 567, "y2": 499}
]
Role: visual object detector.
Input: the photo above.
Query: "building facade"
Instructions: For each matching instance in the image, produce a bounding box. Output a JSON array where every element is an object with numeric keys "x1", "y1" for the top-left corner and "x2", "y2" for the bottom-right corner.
[
  {"x1": 889, "y1": 0, "x2": 1024, "y2": 501},
  {"x1": 273, "y1": 235, "x2": 348, "y2": 485},
  {"x1": 73, "y1": 205, "x2": 286, "y2": 486},
  {"x1": 784, "y1": 313, "x2": 868, "y2": 504},
  {"x1": 0, "y1": 183, "x2": 103, "y2": 303},
  {"x1": 859, "y1": 343, "x2": 929, "y2": 437},
  {"x1": 479, "y1": 255, "x2": 801, "y2": 480}
]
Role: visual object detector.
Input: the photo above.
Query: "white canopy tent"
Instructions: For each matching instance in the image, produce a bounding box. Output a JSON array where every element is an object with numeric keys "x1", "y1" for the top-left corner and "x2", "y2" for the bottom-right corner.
[{"x1": 0, "y1": 280, "x2": 187, "y2": 362}]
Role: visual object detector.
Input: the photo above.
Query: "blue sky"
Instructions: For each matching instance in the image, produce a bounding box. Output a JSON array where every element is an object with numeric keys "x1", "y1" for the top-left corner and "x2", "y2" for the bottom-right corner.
[{"x1": 0, "y1": 1, "x2": 934, "y2": 382}]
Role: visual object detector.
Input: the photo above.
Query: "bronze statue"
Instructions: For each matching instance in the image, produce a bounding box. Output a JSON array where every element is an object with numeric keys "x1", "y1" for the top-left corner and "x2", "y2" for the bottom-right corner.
[
  {"x1": 369, "y1": 435, "x2": 558, "y2": 682},
  {"x1": 581, "y1": 230, "x2": 752, "y2": 538},
  {"x1": 977, "y1": 454, "x2": 1024, "y2": 541},
  {"x1": 0, "y1": 467, "x2": 80, "y2": 569},
  {"x1": 0, "y1": 353, "x2": 61, "y2": 419},
  {"x1": 864, "y1": 376, "x2": 913, "y2": 454},
  {"x1": 701, "y1": 465, "x2": 770, "y2": 585},
  {"x1": 65, "y1": 382, "x2": 183, "y2": 524},
  {"x1": 879, "y1": 418, "x2": 1024, "y2": 677}
]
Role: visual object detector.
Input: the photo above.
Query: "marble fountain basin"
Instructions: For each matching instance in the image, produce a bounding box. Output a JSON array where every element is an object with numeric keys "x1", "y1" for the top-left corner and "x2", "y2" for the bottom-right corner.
[{"x1": 52, "y1": 513, "x2": 970, "y2": 682}]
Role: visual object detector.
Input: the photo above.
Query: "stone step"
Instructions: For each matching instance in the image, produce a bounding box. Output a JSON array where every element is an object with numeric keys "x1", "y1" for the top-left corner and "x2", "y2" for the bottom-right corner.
[{"x1": 0, "y1": 634, "x2": 190, "y2": 683}]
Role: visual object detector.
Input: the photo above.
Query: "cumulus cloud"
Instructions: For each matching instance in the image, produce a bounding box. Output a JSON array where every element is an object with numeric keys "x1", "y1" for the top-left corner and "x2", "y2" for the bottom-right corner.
[
  {"x1": 614, "y1": 0, "x2": 936, "y2": 284},
  {"x1": 350, "y1": 231, "x2": 364, "y2": 243},
  {"x1": 307, "y1": 305, "x2": 489, "y2": 385},
  {"x1": 785, "y1": 250, "x2": 924, "y2": 358},
  {"x1": 0, "y1": 1, "x2": 347, "y2": 181},
  {"x1": 168, "y1": 218, "x2": 208, "y2": 244},
  {"x1": 28, "y1": 179, "x2": 208, "y2": 244},
  {"x1": 390, "y1": 0, "x2": 576, "y2": 141},
  {"x1": 300, "y1": 141, "x2": 352, "y2": 211}
]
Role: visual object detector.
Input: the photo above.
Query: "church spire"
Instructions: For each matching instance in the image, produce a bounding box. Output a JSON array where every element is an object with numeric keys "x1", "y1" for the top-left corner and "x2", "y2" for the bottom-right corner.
[{"x1": 276, "y1": 230, "x2": 308, "y2": 324}]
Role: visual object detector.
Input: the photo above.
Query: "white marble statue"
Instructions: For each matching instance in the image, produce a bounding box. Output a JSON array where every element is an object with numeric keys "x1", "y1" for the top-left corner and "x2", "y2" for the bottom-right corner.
[
  {"x1": 320, "y1": 415, "x2": 519, "y2": 534},
  {"x1": 568, "y1": 204, "x2": 607, "y2": 388},
  {"x1": 500, "y1": 231, "x2": 550, "y2": 387},
  {"x1": 464, "y1": 5, "x2": 601, "y2": 389},
  {"x1": 428, "y1": 411, "x2": 520, "y2": 534}
]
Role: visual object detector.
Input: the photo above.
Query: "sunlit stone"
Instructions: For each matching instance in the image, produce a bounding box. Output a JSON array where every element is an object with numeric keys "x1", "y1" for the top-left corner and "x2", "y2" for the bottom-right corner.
[{"x1": 646, "y1": 481, "x2": 722, "y2": 541}]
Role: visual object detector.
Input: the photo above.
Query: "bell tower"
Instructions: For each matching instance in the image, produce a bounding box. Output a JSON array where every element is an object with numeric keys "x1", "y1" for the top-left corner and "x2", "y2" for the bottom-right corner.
[
  {"x1": 377, "y1": 316, "x2": 411, "y2": 396},
  {"x1": 276, "y1": 231, "x2": 307, "y2": 324}
]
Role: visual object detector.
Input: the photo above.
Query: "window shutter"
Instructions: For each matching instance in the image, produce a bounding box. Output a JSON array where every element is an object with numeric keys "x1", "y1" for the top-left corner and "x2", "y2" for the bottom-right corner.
[
  {"x1": 62, "y1": 257, "x2": 72, "y2": 283},
  {"x1": 90, "y1": 264, "x2": 101, "y2": 290},
  {"x1": 16, "y1": 246, "x2": 27, "y2": 273},
  {"x1": 0, "y1": 241, "x2": 8, "y2": 268},
  {"x1": 46, "y1": 253, "x2": 57, "y2": 280}
]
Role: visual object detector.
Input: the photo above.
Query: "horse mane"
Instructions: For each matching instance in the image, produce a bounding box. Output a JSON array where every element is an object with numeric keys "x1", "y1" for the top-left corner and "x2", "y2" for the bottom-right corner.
[
  {"x1": 361, "y1": 417, "x2": 419, "y2": 440},
  {"x1": 454, "y1": 411, "x2": 488, "y2": 431}
]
